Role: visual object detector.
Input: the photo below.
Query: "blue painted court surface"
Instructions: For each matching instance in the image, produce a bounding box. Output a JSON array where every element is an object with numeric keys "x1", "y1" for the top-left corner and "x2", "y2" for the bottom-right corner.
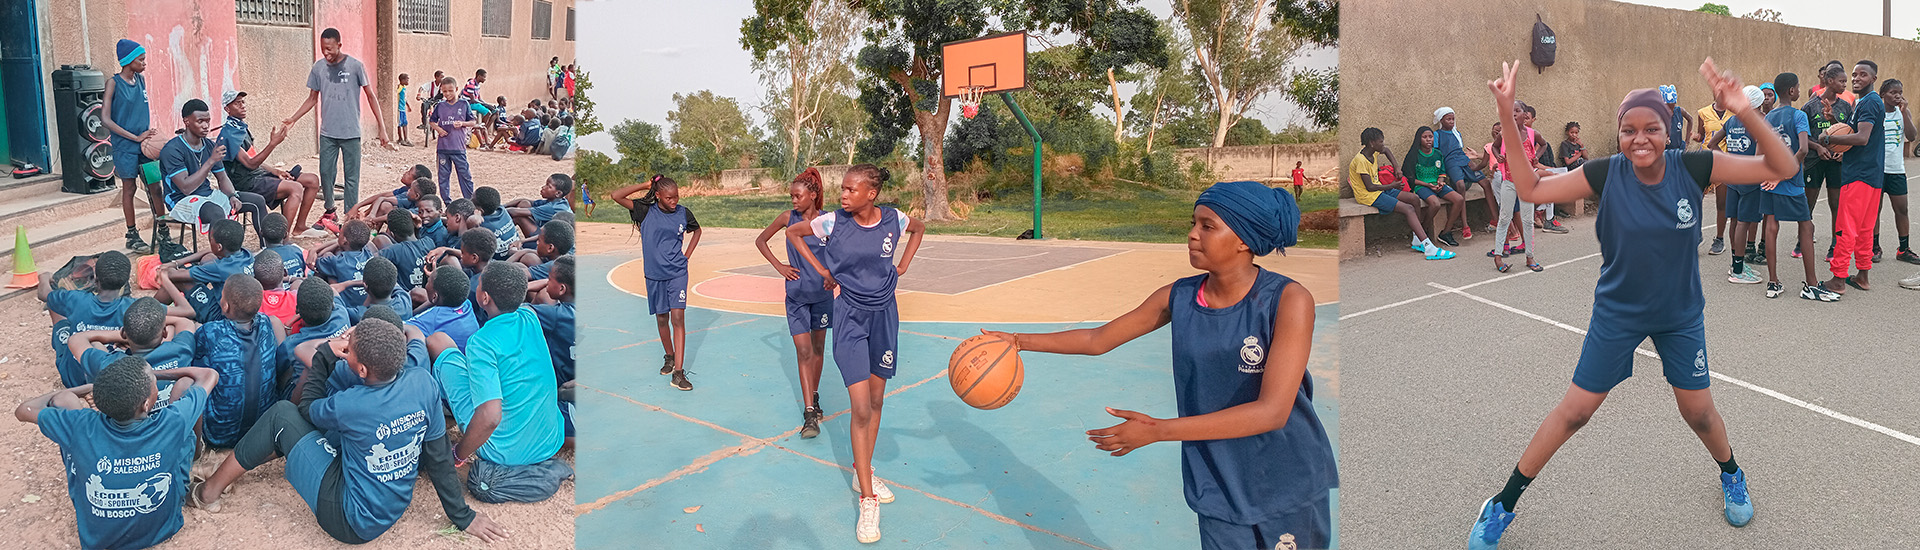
[{"x1": 572, "y1": 253, "x2": 1339, "y2": 549}]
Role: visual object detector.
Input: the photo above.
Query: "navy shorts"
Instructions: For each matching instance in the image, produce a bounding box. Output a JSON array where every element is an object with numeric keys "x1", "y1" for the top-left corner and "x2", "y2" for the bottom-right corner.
[
  {"x1": 1572, "y1": 315, "x2": 1710, "y2": 393},
  {"x1": 1726, "y1": 184, "x2": 1763, "y2": 223},
  {"x1": 1197, "y1": 494, "x2": 1332, "y2": 550},
  {"x1": 1807, "y1": 161, "x2": 1844, "y2": 189},
  {"x1": 645, "y1": 276, "x2": 687, "y2": 315},
  {"x1": 831, "y1": 298, "x2": 898, "y2": 386},
  {"x1": 1886, "y1": 172, "x2": 1909, "y2": 196},
  {"x1": 111, "y1": 146, "x2": 150, "y2": 182},
  {"x1": 1762, "y1": 191, "x2": 1812, "y2": 222},
  {"x1": 1411, "y1": 183, "x2": 1454, "y2": 201},
  {"x1": 785, "y1": 296, "x2": 833, "y2": 336},
  {"x1": 283, "y1": 431, "x2": 338, "y2": 513},
  {"x1": 1367, "y1": 188, "x2": 1402, "y2": 214}
]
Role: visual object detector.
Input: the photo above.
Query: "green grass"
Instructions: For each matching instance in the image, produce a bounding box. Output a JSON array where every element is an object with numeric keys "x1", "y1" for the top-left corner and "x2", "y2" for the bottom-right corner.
[{"x1": 582, "y1": 187, "x2": 1340, "y2": 248}]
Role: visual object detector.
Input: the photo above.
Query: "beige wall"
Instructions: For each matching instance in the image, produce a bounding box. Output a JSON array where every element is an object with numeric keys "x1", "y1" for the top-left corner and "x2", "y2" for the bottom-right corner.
[
  {"x1": 392, "y1": 0, "x2": 575, "y2": 115},
  {"x1": 236, "y1": 25, "x2": 324, "y2": 157},
  {"x1": 1343, "y1": 0, "x2": 1920, "y2": 188},
  {"x1": 1178, "y1": 143, "x2": 1340, "y2": 182}
]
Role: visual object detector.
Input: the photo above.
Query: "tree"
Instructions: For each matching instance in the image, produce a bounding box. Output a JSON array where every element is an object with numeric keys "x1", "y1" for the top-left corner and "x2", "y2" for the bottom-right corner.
[
  {"x1": 1175, "y1": 0, "x2": 1301, "y2": 147},
  {"x1": 1268, "y1": 0, "x2": 1337, "y2": 47},
  {"x1": 741, "y1": 0, "x2": 864, "y2": 174},
  {"x1": 574, "y1": 149, "x2": 630, "y2": 198},
  {"x1": 1127, "y1": 22, "x2": 1205, "y2": 153},
  {"x1": 1078, "y1": 7, "x2": 1170, "y2": 142},
  {"x1": 851, "y1": 0, "x2": 1168, "y2": 221},
  {"x1": 1286, "y1": 67, "x2": 1337, "y2": 129},
  {"x1": 1695, "y1": 3, "x2": 1731, "y2": 16},
  {"x1": 610, "y1": 119, "x2": 680, "y2": 177},
  {"x1": 1739, "y1": 8, "x2": 1781, "y2": 22},
  {"x1": 667, "y1": 90, "x2": 757, "y2": 175},
  {"x1": 572, "y1": 68, "x2": 603, "y2": 135}
]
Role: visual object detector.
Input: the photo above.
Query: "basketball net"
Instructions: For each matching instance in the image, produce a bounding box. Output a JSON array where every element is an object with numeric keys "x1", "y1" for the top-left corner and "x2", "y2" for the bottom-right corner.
[{"x1": 959, "y1": 86, "x2": 985, "y2": 120}]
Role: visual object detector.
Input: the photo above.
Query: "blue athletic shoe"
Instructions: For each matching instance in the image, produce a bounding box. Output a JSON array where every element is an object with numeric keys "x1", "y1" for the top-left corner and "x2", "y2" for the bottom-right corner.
[
  {"x1": 1468, "y1": 497, "x2": 1515, "y2": 550},
  {"x1": 1722, "y1": 469, "x2": 1754, "y2": 527}
]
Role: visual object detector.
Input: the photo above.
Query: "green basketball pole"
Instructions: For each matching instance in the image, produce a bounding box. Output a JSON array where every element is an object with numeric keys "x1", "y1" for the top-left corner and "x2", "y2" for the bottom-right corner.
[{"x1": 999, "y1": 92, "x2": 1042, "y2": 239}]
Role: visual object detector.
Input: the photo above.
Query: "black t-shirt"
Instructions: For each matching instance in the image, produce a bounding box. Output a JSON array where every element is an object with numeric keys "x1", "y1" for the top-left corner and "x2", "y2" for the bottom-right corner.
[{"x1": 1801, "y1": 95, "x2": 1854, "y2": 166}]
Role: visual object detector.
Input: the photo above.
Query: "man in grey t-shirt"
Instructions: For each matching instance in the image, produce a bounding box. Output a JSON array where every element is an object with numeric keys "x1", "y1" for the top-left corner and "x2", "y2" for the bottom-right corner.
[{"x1": 281, "y1": 27, "x2": 392, "y2": 236}]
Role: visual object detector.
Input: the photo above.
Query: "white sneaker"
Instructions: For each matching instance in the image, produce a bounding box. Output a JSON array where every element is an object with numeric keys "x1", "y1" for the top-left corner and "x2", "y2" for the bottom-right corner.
[
  {"x1": 856, "y1": 496, "x2": 881, "y2": 543},
  {"x1": 1901, "y1": 271, "x2": 1920, "y2": 290},
  {"x1": 299, "y1": 228, "x2": 332, "y2": 239},
  {"x1": 852, "y1": 469, "x2": 895, "y2": 503}
]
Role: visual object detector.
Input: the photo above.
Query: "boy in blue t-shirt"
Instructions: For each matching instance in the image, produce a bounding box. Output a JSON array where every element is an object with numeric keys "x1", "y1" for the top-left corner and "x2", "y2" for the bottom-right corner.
[
  {"x1": 341, "y1": 256, "x2": 414, "y2": 324},
  {"x1": 408, "y1": 265, "x2": 481, "y2": 349},
  {"x1": 472, "y1": 187, "x2": 523, "y2": 260},
  {"x1": 104, "y1": 39, "x2": 167, "y2": 253},
  {"x1": 428, "y1": 261, "x2": 570, "y2": 504},
  {"x1": 193, "y1": 274, "x2": 283, "y2": 448},
  {"x1": 20, "y1": 356, "x2": 218, "y2": 550},
  {"x1": 529, "y1": 255, "x2": 577, "y2": 443},
  {"x1": 415, "y1": 195, "x2": 457, "y2": 249},
  {"x1": 280, "y1": 278, "x2": 350, "y2": 400},
  {"x1": 428, "y1": 76, "x2": 478, "y2": 199},
  {"x1": 378, "y1": 208, "x2": 435, "y2": 295},
  {"x1": 505, "y1": 174, "x2": 576, "y2": 237},
  {"x1": 259, "y1": 212, "x2": 310, "y2": 283},
  {"x1": 1821, "y1": 60, "x2": 1887, "y2": 292},
  {"x1": 347, "y1": 166, "x2": 429, "y2": 231},
  {"x1": 510, "y1": 220, "x2": 572, "y2": 282},
  {"x1": 189, "y1": 318, "x2": 506, "y2": 543},
  {"x1": 426, "y1": 228, "x2": 496, "y2": 313},
  {"x1": 40, "y1": 251, "x2": 135, "y2": 385},
  {"x1": 66, "y1": 298, "x2": 199, "y2": 390},
  {"x1": 156, "y1": 219, "x2": 255, "y2": 323},
  {"x1": 314, "y1": 220, "x2": 375, "y2": 305},
  {"x1": 1756, "y1": 73, "x2": 1837, "y2": 301}
]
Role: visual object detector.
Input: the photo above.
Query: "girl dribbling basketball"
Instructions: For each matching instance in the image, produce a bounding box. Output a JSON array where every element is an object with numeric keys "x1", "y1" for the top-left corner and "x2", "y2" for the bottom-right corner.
[
  {"x1": 982, "y1": 181, "x2": 1335, "y2": 550},
  {"x1": 784, "y1": 164, "x2": 925, "y2": 543},
  {"x1": 755, "y1": 167, "x2": 832, "y2": 438}
]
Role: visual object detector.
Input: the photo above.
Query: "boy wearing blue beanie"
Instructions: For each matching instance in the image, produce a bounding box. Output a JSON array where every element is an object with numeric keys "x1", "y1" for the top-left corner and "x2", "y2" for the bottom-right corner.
[{"x1": 104, "y1": 39, "x2": 170, "y2": 253}]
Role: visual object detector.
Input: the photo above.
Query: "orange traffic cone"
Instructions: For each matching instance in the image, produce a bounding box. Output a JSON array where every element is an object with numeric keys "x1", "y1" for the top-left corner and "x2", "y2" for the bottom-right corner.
[{"x1": 5, "y1": 226, "x2": 37, "y2": 289}]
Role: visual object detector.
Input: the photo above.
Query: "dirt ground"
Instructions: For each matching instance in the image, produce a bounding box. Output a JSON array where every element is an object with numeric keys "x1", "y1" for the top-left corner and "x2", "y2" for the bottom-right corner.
[{"x1": 0, "y1": 146, "x2": 575, "y2": 549}]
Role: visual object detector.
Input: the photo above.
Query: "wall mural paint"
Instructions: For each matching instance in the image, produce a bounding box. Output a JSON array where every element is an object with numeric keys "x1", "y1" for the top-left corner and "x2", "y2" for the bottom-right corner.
[{"x1": 127, "y1": 0, "x2": 242, "y2": 134}]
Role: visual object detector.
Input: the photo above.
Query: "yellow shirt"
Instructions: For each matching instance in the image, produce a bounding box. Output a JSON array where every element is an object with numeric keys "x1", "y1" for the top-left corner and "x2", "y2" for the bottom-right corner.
[
  {"x1": 1697, "y1": 105, "x2": 1731, "y2": 151},
  {"x1": 1348, "y1": 151, "x2": 1382, "y2": 206}
]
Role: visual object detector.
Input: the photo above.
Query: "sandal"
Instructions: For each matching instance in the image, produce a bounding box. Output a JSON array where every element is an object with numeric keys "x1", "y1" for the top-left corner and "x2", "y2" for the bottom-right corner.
[
  {"x1": 1527, "y1": 258, "x2": 1543, "y2": 272},
  {"x1": 1846, "y1": 275, "x2": 1870, "y2": 291},
  {"x1": 186, "y1": 479, "x2": 221, "y2": 513},
  {"x1": 1494, "y1": 256, "x2": 1511, "y2": 272}
]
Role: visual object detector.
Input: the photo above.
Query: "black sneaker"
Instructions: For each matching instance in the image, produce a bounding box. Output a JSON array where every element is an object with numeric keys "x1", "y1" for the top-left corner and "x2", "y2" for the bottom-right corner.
[
  {"x1": 670, "y1": 370, "x2": 693, "y2": 391},
  {"x1": 1540, "y1": 218, "x2": 1570, "y2": 234},
  {"x1": 1766, "y1": 281, "x2": 1784, "y2": 298},
  {"x1": 1709, "y1": 237, "x2": 1726, "y2": 255},
  {"x1": 1437, "y1": 231, "x2": 1460, "y2": 248},
  {"x1": 125, "y1": 227, "x2": 151, "y2": 254},
  {"x1": 1898, "y1": 249, "x2": 1920, "y2": 265},
  {"x1": 1747, "y1": 251, "x2": 1767, "y2": 266},
  {"x1": 155, "y1": 222, "x2": 172, "y2": 242},
  {"x1": 1873, "y1": 244, "x2": 1884, "y2": 263},
  {"x1": 660, "y1": 355, "x2": 675, "y2": 375},
  {"x1": 800, "y1": 407, "x2": 822, "y2": 439}
]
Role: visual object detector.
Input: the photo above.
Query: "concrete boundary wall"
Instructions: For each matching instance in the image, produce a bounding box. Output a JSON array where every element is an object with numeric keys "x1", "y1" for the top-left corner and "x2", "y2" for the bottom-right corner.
[{"x1": 1178, "y1": 143, "x2": 1340, "y2": 182}]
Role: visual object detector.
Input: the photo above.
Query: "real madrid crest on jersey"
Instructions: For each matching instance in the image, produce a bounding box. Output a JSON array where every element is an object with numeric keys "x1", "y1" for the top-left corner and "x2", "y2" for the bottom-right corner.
[
  {"x1": 1676, "y1": 198, "x2": 1695, "y2": 228},
  {"x1": 881, "y1": 234, "x2": 895, "y2": 257},
  {"x1": 1239, "y1": 336, "x2": 1265, "y2": 373}
]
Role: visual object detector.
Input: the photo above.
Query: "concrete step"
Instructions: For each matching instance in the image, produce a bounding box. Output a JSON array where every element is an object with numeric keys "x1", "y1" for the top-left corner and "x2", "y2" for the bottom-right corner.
[
  {"x1": 0, "y1": 187, "x2": 126, "y2": 232},
  {"x1": 0, "y1": 174, "x2": 67, "y2": 203}
]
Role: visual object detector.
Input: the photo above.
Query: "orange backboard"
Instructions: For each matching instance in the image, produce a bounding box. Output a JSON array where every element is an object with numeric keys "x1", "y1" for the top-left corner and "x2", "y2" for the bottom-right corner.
[{"x1": 941, "y1": 31, "x2": 1028, "y2": 97}]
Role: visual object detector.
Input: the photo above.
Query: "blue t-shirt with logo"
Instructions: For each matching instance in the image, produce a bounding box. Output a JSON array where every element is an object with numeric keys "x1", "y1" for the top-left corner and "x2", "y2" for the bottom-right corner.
[
  {"x1": 189, "y1": 249, "x2": 256, "y2": 300},
  {"x1": 80, "y1": 335, "x2": 198, "y2": 392},
  {"x1": 157, "y1": 136, "x2": 225, "y2": 207},
  {"x1": 281, "y1": 303, "x2": 350, "y2": 391},
  {"x1": 345, "y1": 286, "x2": 415, "y2": 325},
  {"x1": 1841, "y1": 91, "x2": 1887, "y2": 188},
  {"x1": 265, "y1": 243, "x2": 309, "y2": 282},
  {"x1": 47, "y1": 290, "x2": 134, "y2": 332},
  {"x1": 1765, "y1": 105, "x2": 1811, "y2": 196},
  {"x1": 530, "y1": 302, "x2": 575, "y2": 384},
  {"x1": 637, "y1": 204, "x2": 696, "y2": 280},
  {"x1": 38, "y1": 385, "x2": 206, "y2": 550},
  {"x1": 480, "y1": 210, "x2": 521, "y2": 260},
  {"x1": 1587, "y1": 150, "x2": 1711, "y2": 331},
  {"x1": 408, "y1": 304, "x2": 480, "y2": 350},
  {"x1": 315, "y1": 250, "x2": 373, "y2": 305},
  {"x1": 307, "y1": 342, "x2": 445, "y2": 541},
  {"x1": 379, "y1": 238, "x2": 435, "y2": 292}
]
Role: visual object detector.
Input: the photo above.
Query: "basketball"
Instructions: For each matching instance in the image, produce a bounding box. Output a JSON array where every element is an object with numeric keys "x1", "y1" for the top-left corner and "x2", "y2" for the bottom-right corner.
[
  {"x1": 948, "y1": 334, "x2": 1024, "y2": 410},
  {"x1": 1825, "y1": 122, "x2": 1854, "y2": 153}
]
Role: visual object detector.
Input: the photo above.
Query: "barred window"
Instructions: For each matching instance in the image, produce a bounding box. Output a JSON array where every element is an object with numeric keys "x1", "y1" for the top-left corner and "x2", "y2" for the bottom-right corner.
[
  {"x1": 566, "y1": 8, "x2": 576, "y2": 41},
  {"x1": 398, "y1": 0, "x2": 450, "y2": 34},
  {"x1": 532, "y1": 1, "x2": 553, "y2": 40},
  {"x1": 481, "y1": 0, "x2": 512, "y2": 38},
  {"x1": 235, "y1": 0, "x2": 311, "y2": 27}
]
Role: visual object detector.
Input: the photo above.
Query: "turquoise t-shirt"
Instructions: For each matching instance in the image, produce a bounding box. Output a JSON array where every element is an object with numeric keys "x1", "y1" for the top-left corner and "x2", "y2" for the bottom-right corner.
[{"x1": 464, "y1": 305, "x2": 562, "y2": 465}]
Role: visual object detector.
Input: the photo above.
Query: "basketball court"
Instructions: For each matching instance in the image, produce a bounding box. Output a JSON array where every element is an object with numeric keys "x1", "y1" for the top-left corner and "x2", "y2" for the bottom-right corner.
[
  {"x1": 568, "y1": 227, "x2": 1340, "y2": 548},
  {"x1": 1338, "y1": 167, "x2": 1920, "y2": 547}
]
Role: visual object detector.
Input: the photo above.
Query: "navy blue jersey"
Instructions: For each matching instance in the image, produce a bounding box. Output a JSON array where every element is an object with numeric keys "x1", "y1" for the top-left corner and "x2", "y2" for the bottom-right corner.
[
  {"x1": 638, "y1": 204, "x2": 694, "y2": 280},
  {"x1": 108, "y1": 73, "x2": 151, "y2": 151},
  {"x1": 46, "y1": 290, "x2": 134, "y2": 332},
  {"x1": 38, "y1": 385, "x2": 205, "y2": 550},
  {"x1": 480, "y1": 210, "x2": 521, "y2": 260},
  {"x1": 1586, "y1": 150, "x2": 1711, "y2": 331},
  {"x1": 157, "y1": 136, "x2": 225, "y2": 206},
  {"x1": 785, "y1": 210, "x2": 832, "y2": 304},
  {"x1": 1168, "y1": 270, "x2": 1335, "y2": 524},
  {"x1": 1841, "y1": 91, "x2": 1887, "y2": 187},
  {"x1": 346, "y1": 287, "x2": 415, "y2": 325},
  {"x1": 281, "y1": 305, "x2": 349, "y2": 394},
  {"x1": 529, "y1": 199, "x2": 569, "y2": 227},
  {"x1": 528, "y1": 258, "x2": 555, "y2": 281},
  {"x1": 820, "y1": 208, "x2": 902, "y2": 309},
  {"x1": 307, "y1": 350, "x2": 446, "y2": 541},
  {"x1": 188, "y1": 249, "x2": 255, "y2": 302},
  {"x1": 79, "y1": 335, "x2": 197, "y2": 387},
  {"x1": 1666, "y1": 105, "x2": 1688, "y2": 149},
  {"x1": 315, "y1": 250, "x2": 373, "y2": 305},
  {"x1": 265, "y1": 243, "x2": 309, "y2": 281},
  {"x1": 193, "y1": 315, "x2": 279, "y2": 447},
  {"x1": 419, "y1": 219, "x2": 457, "y2": 249},
  {"x1": 531, "y1": 302, "x2": 576, "y2": 384},
  {"x1": 1764, "y1": 105, "x2": 1811, "y2": 196},
  {"x1": 379, "y1": 238, "x2": 435, "y2": 292},
  {"x1": 219, "y1": 117, "x2": 263, "y2": 183}
]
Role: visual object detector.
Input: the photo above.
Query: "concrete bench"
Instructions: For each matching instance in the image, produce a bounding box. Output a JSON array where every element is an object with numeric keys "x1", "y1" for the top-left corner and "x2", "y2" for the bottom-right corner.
[{"x1": 1338, "y1": 186, "x2": 1583, "y2": 260}]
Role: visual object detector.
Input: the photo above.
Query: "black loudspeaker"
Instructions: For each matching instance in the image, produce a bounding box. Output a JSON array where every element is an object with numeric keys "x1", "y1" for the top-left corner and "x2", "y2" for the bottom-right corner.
[{"x1": 51, "y1": 65, "x2": 114, "y2": 195}]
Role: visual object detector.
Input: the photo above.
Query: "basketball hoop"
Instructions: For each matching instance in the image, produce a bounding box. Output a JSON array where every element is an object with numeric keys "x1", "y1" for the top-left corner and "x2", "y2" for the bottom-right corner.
[{"x1": 959, "y1": 86, "x2": 986, "y2": 119}]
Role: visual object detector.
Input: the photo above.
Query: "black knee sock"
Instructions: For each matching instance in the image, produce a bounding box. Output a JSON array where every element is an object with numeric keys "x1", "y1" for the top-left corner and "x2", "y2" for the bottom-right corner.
[
  {"x1": 1494, "y1": 467, "x2": 1533, "y2": 512},
  {"x1": 1902, "y1": 236, "x2": 1911, "y2": 251},
  {"x1": 1718, "y1": 454, "x2": 1739, "y2": 475},
  {"x1": 1732, "y1": 256, "x2": 1745, "y2": 274}
]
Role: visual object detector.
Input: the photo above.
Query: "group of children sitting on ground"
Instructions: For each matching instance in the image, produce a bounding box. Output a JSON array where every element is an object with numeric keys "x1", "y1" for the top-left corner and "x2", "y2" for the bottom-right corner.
[
  {"x1": 19, "y1": 167, "x2": 582, "y2": 549},
  {"x1": 402, "y1": 69, "x2": 576, "y2": 160}
]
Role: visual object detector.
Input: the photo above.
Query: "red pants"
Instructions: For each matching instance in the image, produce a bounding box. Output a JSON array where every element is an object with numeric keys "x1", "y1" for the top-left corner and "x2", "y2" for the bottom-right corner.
[{"x1": 1830, "y1": 180, "x2": 1883, "y2": 278}]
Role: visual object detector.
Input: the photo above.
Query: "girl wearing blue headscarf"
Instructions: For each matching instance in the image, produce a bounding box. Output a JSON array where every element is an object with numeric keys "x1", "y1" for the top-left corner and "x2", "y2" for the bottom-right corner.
[{"x1": 983, "y1": 181, "x2": 1336, "y2": 550}]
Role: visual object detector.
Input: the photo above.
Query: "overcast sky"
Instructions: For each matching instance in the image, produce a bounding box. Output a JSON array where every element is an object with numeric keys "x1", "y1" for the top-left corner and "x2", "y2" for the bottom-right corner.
[
  {"x1": 1617, "y1": 0, "x2": 1916, "y2": 36},
  {"x1": 575, "y1": 0, "x2": 1336, "y2": 157}
]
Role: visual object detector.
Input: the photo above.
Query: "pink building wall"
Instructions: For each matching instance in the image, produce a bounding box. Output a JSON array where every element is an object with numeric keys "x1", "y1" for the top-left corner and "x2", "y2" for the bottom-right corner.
[{"x1": 125, "y1": 0, "x2": 242, "y2": 135}]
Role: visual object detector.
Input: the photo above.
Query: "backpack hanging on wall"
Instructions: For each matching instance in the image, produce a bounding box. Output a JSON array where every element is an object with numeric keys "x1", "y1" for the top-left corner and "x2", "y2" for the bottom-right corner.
[{"x1": 1531, "y1": 14, "x2": 1557, "y2": 73}]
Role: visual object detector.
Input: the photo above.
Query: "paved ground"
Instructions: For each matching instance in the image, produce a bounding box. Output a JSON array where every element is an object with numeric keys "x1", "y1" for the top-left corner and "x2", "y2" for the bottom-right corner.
[
  {"x1": 1339, "y1": 170, "x2": 1920, "y2": 548},
  {"x1": 568, "y1": 233, "x2": 1340, "y2": 549}
]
